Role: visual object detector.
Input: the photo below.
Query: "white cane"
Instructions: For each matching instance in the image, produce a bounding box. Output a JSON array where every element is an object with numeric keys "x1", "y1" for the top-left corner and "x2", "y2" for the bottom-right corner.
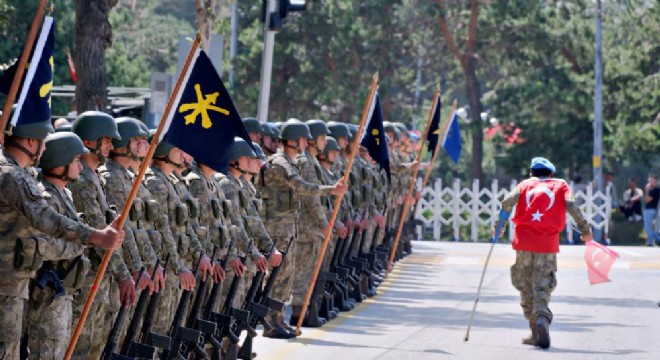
[{"x1": 464, "y1": 209, "x2": 510, "y2": 342}]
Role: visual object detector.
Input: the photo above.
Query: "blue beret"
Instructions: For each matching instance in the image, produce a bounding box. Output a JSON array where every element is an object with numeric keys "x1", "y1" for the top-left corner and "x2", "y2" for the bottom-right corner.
[{"x1": 530, "y1": 157, "x2": 555, "y2": 173}]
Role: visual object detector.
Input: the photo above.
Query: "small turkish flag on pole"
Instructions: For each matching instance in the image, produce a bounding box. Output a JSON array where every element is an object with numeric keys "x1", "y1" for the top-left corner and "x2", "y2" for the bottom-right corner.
[{"x1": 584, "y1": 240, "x2": 619, "y2": 285}]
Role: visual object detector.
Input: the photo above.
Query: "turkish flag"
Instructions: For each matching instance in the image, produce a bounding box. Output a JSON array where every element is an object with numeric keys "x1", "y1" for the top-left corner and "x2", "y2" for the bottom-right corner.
[{"x1": 584, "y1": 241, "x2": 619, "y2": 285}]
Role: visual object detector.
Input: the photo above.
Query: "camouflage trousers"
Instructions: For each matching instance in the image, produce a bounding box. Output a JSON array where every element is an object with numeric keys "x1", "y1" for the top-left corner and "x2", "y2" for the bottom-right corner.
[
  {"x1": 71, "y1": 273, "x2": 111, "y2": 360},
  {"x1": 0, "y1": 294, "x2": 23, "y2": 360},
  {"x1": 268, "y1": 236, "x2": 296, "y2": 316},
  {"x1": 26, "y1": 288, "x2": 74, "y2": 360},
  {"x1": 152, "y1": 269, "x2": 183, "y2": 335},
  {"x1": 221, "y1": 268, "x2": 250, "y2": 311},
  {"x1": 362, "y1": 220, "x2": 378, "y2": 255},
  {"x1": 291, "y1": 233, "x2": 322, "y2": 306},
  {"x1": 510, "y1": 251, "x2": 557, "y2": 322},
  {"x1": 320, "y1": 234, "x2": 337, "y2": 272}
]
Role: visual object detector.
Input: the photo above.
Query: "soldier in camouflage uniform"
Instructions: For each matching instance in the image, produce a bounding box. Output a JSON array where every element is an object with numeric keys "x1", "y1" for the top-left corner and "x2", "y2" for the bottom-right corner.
[
  {"x1": 256, "y1": 119, "x2": 347, "y2": 339},
  {"x1": 0, "y1": 120, "x2": 124, "y2": 360},
  {"x1": 26, "y1": 132, "x2": 90, "y2": 359},
  {"x1": 260, "y1": 123, "x2": 279, "y2": 157},
  {"x1": 496, "y1": 157, "x2": 592, "y2": 349},
  {"x1": 142, "y1": 139, "x2": 199, "y2": 335},
  {"x1": 69, "y1": 111, "x2": 150, "y2": 359}
]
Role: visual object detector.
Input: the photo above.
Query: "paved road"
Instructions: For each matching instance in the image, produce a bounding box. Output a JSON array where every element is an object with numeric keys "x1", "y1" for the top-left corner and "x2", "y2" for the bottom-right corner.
[{"x1": 253, "y1": 241, "x2": 660, "y2": 359}]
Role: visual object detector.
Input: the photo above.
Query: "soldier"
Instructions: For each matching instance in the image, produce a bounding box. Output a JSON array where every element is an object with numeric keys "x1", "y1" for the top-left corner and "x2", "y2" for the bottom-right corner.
[
  {"x1": 260, "y1": 123, "x2": 278, "y2": 157},
  {"x1": 243, "y1": 117, "x2": 262, "y2": 144},
  {"x1": 0, "y1": 120, "x2": 124, "y2": 360},
  {"x1": 256, "y1": 119, "x2": 348, "y2": 338},
  {"x1": 495, "y1": 157, "x2": 592, "y2": 349},
  {"x1": 142, "y1": 139, "x2": 204, "y2": 335},
  {"x1": 69, "y1": 111, "x2": 150, "y2": 359},
  {"x1": 25, "y1": 132, "x2": 90, "y2": 359}
]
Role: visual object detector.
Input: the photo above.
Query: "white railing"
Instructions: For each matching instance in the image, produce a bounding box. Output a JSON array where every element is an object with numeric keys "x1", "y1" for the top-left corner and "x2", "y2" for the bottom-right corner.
[{"x1": 414, "y1": 179, "x2": 611, "y2": 242}]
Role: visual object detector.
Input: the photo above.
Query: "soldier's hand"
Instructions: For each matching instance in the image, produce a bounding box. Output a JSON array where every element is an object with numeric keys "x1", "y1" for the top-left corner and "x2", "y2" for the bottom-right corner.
[
  {"x1": 178, "y1": 269, "x2": 196, "y2": 291},
  {"x1": 229, "y1": 258, "x2": 246, "y2": 277},
  {"x1": 336, "y1": 223, "x2": 348, "y2": 238},
  {"x1": 133, "y1": 270, "x2": 153, "y2": 294},
  {"x1": 198, "y1": 255, "x2": 213, "y2": 282},
  {"x1": 91, "y1": 222, "x2": 125, "y2": 250},
  {"x1": 152, "y1": 265, "x2": 165, "y2": 293},
  {"x1": 410, "y1": 160, "x2": 420, "y2": 171},
  {"x1": 331, "y1": 181, "x2": 348, "y2": 195},
  {"x1": 255, "y1": 254, "x2": 269, "y2": 272},
  {"x1": 270, "y1": 249, "x2": 282, "y2": 267},
  {"x1": 361, "y1": 218, "x2": 370, "y2": 230},
  {"x1": 415, "y1": 192, "x2": 422, "y2": 201},
  {"x1": 212, "y1": 262, "x2": 226, "y2": 283},
  {"x1": 581, "y1": 233, "x2": 593, "y2": 242},
  {"x1": 345, "y1": 219, "x2": 353, "y2": 230},
  {"x1": 118, "y1": 278, "x2": 137, "y2": 305}
]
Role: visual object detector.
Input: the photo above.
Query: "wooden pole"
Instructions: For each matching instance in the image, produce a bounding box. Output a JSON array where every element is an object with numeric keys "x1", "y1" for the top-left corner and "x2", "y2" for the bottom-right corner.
[
  {"x1": 421, "y1": 99, "x2": 457, "y2": 190},
  {"x1": 386, "y1": 86, "x2": 441, "y2": 273},
  {"x1": 63, "y1": 36, "x2": 202, "y2": 360},
  {"x1": 0, "y1": 0, "x2": 48, "y2": 145},
  {"x1": 294, "y1": 72, "x2": 379, "y2": 336}
]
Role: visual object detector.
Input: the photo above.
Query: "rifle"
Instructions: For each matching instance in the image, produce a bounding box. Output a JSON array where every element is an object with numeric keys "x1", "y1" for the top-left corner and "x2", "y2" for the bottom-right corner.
[
  {"x1": 161, "y1": 256, "x2": 207, "y2": 360},
  {"x1": 101, "y1": 267, "x2": 145, "y2": 360},
  {"x1": 129, "y1": 256, "x2": 172, "y2": 357},
  {"x1": 34, "y1": 261, "x2": 66, "y2": 301}
]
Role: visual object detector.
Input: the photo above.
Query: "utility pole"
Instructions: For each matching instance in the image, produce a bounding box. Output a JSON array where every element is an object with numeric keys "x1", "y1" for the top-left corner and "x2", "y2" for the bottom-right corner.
[
  {"x1": 229, "y1": 1, "x2": 238, "y2": 89},
  {"x1": 593, "y1": 0, "x2": 604, "y2": 242},
  {"x1": 257, "y1": 0, "x2": 277, "y2": 123}
]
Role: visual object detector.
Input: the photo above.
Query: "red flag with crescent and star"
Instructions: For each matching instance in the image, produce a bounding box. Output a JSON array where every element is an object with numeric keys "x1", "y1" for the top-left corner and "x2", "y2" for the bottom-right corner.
[
  {"x1": 584, "y1": 240, "x2": 618, "y2": 285},
  {"x1": 511, "y1": 178, "x2": 570, "y2": 253}
]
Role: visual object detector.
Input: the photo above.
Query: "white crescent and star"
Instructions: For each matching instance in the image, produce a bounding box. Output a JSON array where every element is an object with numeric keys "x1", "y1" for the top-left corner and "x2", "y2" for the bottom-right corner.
[
  {"x1": 526, "y1": 183, "x2": 556, "y2": 222},
  {"x1": 590, "y1": 247, "x2": 610, "y2": 268}
]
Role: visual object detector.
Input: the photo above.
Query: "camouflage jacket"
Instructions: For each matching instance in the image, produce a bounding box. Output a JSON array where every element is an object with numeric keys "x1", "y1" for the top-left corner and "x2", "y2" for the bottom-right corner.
[
  {"x1": 240, "y1": 177, "x2": 274, "y2": 253},
  {"x1": 170, "y1": 172, "x2": 205, "y2": 263},
  {"x1": 0, "y1": 152, "x2": 93, "y2": 298},
  {"x1": 294, "y1": 151, "x2": 330, "y2": 239},
  {"x1": 68, "y1": 161, "x2": 131, "y2": 282},
  {"x1": 216, "y1": 172, "x2": 253, "y2": 257}
]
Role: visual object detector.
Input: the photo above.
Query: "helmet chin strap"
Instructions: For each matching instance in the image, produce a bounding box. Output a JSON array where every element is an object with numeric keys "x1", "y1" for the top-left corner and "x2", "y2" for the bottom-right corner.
[
  {"x1": 89, "y1": 138, "x2": 108, "y2": 164},
  {"x1": 154, "y1": 155, "x2": 182, "y2": 168},
  {"x1": 230, "y1": 162, "x2": 248, "y2": 175},
  {"x1": 111, "y1": 143, "x2": 141, "y2": 162},
  {"x1": 42, "y1": 165, "x2": 76, "y2": 182},
  {"x1": 5, "y1": 137, "x2": 42, "y2": 166}
]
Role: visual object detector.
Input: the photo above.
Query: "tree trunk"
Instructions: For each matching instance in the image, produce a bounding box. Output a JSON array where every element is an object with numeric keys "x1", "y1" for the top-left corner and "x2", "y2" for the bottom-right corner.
[
  {"x1": 464, "y1": 55, "x2": 484, "y2": 181},
  {"x1": 195, "y1": 0, "x2": 219, "y2": 53},
  {"x1": 74, "y1": 0, "x2": 114, "y2": 112}
]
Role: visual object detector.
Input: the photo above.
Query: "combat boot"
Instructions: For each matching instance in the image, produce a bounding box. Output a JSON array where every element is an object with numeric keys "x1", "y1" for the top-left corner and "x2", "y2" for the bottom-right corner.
[
  {"x1": 535, "y1": 315, "x2": 551, "y2": 349},
  {"x1": 263, "y1": 314, "x2": 296, "y2": 339},
  {"x1": 522, "y1": 318, "x2": 538, "y2": 346}
]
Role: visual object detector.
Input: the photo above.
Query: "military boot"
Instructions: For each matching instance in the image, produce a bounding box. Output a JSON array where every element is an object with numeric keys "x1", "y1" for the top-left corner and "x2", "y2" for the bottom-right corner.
[
  {"x1": 263, "y1": 314, "x2": 295, "y2": 339},
  {"x1": 522, "y1": 318, "x2": 538, "y2": 346},
  {"x1": 535, "y1": 315, "x2": 551, "y2": 349}
]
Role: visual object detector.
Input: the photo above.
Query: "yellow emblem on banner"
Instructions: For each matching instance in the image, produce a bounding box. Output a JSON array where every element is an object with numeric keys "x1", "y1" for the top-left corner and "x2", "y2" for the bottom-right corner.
[{"x1": 179, "y1": 84, "x2": 229, "y2": 129}]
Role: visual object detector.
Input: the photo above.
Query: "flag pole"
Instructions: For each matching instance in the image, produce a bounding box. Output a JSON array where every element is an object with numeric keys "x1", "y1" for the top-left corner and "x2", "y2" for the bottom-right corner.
[
  {"x1": 420, "y1": 99, "x2": 457, "y2": 190},
  {"x1": 0, "y1": 0, "x2": 48, "y2": 145},
  {"x1": 294, "y1": 72, "x2": 379, "y2": 337},
  {"x1": 386, "y1": 85, "x2": 440, "y2": 273},
  {"x1": 63, "y1": 35, "x2": 201, "y2": 360}
]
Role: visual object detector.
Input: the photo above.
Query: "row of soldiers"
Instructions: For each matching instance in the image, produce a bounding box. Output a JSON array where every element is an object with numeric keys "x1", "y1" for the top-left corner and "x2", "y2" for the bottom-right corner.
[{"x1": 0, "y1": 111, "x2": 421, "y2": 360}]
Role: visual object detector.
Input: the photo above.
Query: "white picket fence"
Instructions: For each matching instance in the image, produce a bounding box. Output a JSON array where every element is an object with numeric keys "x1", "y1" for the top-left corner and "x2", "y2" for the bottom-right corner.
[{"x1": 414, "y1": 179, "x2": 611, "y2": 242}]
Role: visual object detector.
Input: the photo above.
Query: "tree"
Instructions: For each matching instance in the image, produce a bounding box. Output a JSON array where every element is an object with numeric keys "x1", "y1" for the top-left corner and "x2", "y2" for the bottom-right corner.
[{"x1": 194, "y1": 0, "x2": 221, "y2": 52}]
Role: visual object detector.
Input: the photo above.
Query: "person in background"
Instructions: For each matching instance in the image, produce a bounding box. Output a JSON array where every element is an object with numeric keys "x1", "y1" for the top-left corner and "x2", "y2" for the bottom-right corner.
[
  {"x1": 620, "y1": 178, "x2": 643, "y2": 221},
  {"x1": 642, "y1": 175, "x2": 660, "y2": 246}
]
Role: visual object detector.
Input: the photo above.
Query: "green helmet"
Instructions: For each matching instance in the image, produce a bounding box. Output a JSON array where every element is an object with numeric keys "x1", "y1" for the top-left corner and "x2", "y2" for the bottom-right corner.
[
  {"x1": 112, "y1": 117, "x2": 148, "y2": 149},
  {"x1": 383, "y1": 121, "x2": 400, "y2": 141},
  {"x1": 327, "y1": 121, "x2": 350, "y2": 140},
  {"x1": 251, "y1": 142, "x2": 265, "y2": 158},
  {"x1": 280, "y1": 119, "x2": 312, "y2": 141},
  {"x1": 230, "y1": 137, "x2": 256, "y2": 160},
  {"x1": 138, "y1": 122, "x2": 150, "y2": 134},
  {"x1": 394, "y1": 122, "x2": 409, "y2": 138},
  {"x1": 261, "y1": 123, "x2": 272, "y2": 138},
  {"x1": 243, "y1": 117, "x2": 262, "y2": 135},
  {"x1": 274, "y1": 122, "x2": 283, "y2": 132},
  {"x1": 347, "y1": 124, "x2": 358, "y2": 141},
  {"x1": 72, "y1": 111, "x2": 121, "y2": 141},
  {"x1": 54, "y1": 124, "x2": 72, "y2": 133},
  {"x1": 305, "y1": 119, "x2": 331, "y2": 139},
  {"x1": 322, "y1": 136, "x2": 341, "y2": 156},
  {"x1": 268, "y1": 123, "x2": 280, "y2": 139},
  {"x1": 10, "y1": 119, "x2": 54, "y2": 140},
  {"x1": 39, "y1": 132, "x2": 89, "y2": 170}
]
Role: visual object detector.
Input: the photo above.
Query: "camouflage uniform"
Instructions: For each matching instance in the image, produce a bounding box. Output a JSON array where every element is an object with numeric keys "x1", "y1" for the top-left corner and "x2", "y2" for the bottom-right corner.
[
  {"x1": 0, "y1": 152, "x2": 94, "y2": 360},
  {"x1": 69, "y1": 161, "x2": 132, "y2": 359},
  {"x1": 142, "y1": 166, "x2": 194, "y2": 335},
  {"x1": 26, "y1": 180, "x2": 87, "y2": 359},
  {"x1": 256, "y1": 149, "x2": 335, "y2": 316},
  {"x1": 291, "y1": 151, "x2": 329, "y2": 306}
]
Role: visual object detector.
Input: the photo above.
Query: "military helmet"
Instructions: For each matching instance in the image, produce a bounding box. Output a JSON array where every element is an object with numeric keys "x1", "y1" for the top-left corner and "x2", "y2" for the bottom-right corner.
[
  {"x1": 280, "y1": 119, "x2": 312, "y2": 141},
  {"x1": 72, "y1": 111, "x2": 121, "y2": 141},
  {"x1": 274, "y1": 122, "x2": 283, "y2": 132},
  {"x1": 322, "y1": 136, "x2": 341, "y2": 156},
  {"x1": 326, "y1": 121, "x2": 350, "y2": 140},
  {"x1": 112, "y1": 117, "x2": 148, "y2": 149},
  {"x1": 305, "y1": 119, "x2": 331, "y2": 139},
  {"x1": 243, "y1": 117, "x2": 262, "y2": 135},
  {"x1": 383, "y1": 121, "x2": 400, "y2": 141},
  {"x1": 54, "y1": 124, "x2": 72, "y2": 133},
  {"x1": 261, "y1": 123, "x2": 273, "y2": 138},
  {"x1": 268, "y1": 123, "x2": 280, "y2": 139},
  {"x1": 39, "y1": 132, "x2": 89, "y2": 170},
  {"x1": 251, "y1": 142, "x2": 265, "y2": 158},
  {"x1": 138, "y1": 122, "x2": 150, "y2": 135},
  {"x1": 394, "y1": 122, "x2": 409, "y2": 138},
  {"x1": 149, "y1": 131, "x2": 175, "y2": 158},
  {"x1": 10, "y1": 118, "x2": 53, "y2": 140},
  {"x1": 230, "y1": 137, "x2": 257, "y2": 160},
  {"x1": 347, "y1": 124, "x2": 359, "y2": 141}
]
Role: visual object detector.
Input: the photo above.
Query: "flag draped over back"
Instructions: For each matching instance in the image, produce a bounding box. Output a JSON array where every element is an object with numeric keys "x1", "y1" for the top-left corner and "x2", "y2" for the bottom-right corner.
[
  {"x1": 584, "y1": 240, "x2": 619, "y2": 285},
  {"x1": 0, "y1": 16, "x2": 54, "y2": 127},
  {"x1": 161, "y1": 49, "x2": 253, "y2": 174},
  {"x1": 426, "y1": 96, "x2": 441, "y2": 156},
  {"x1": 442, "y1": 111, "x2": 462, "y2": 164},
  {"x1": 360, "y1": 93, "x2": 390, "y2": 183}
]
